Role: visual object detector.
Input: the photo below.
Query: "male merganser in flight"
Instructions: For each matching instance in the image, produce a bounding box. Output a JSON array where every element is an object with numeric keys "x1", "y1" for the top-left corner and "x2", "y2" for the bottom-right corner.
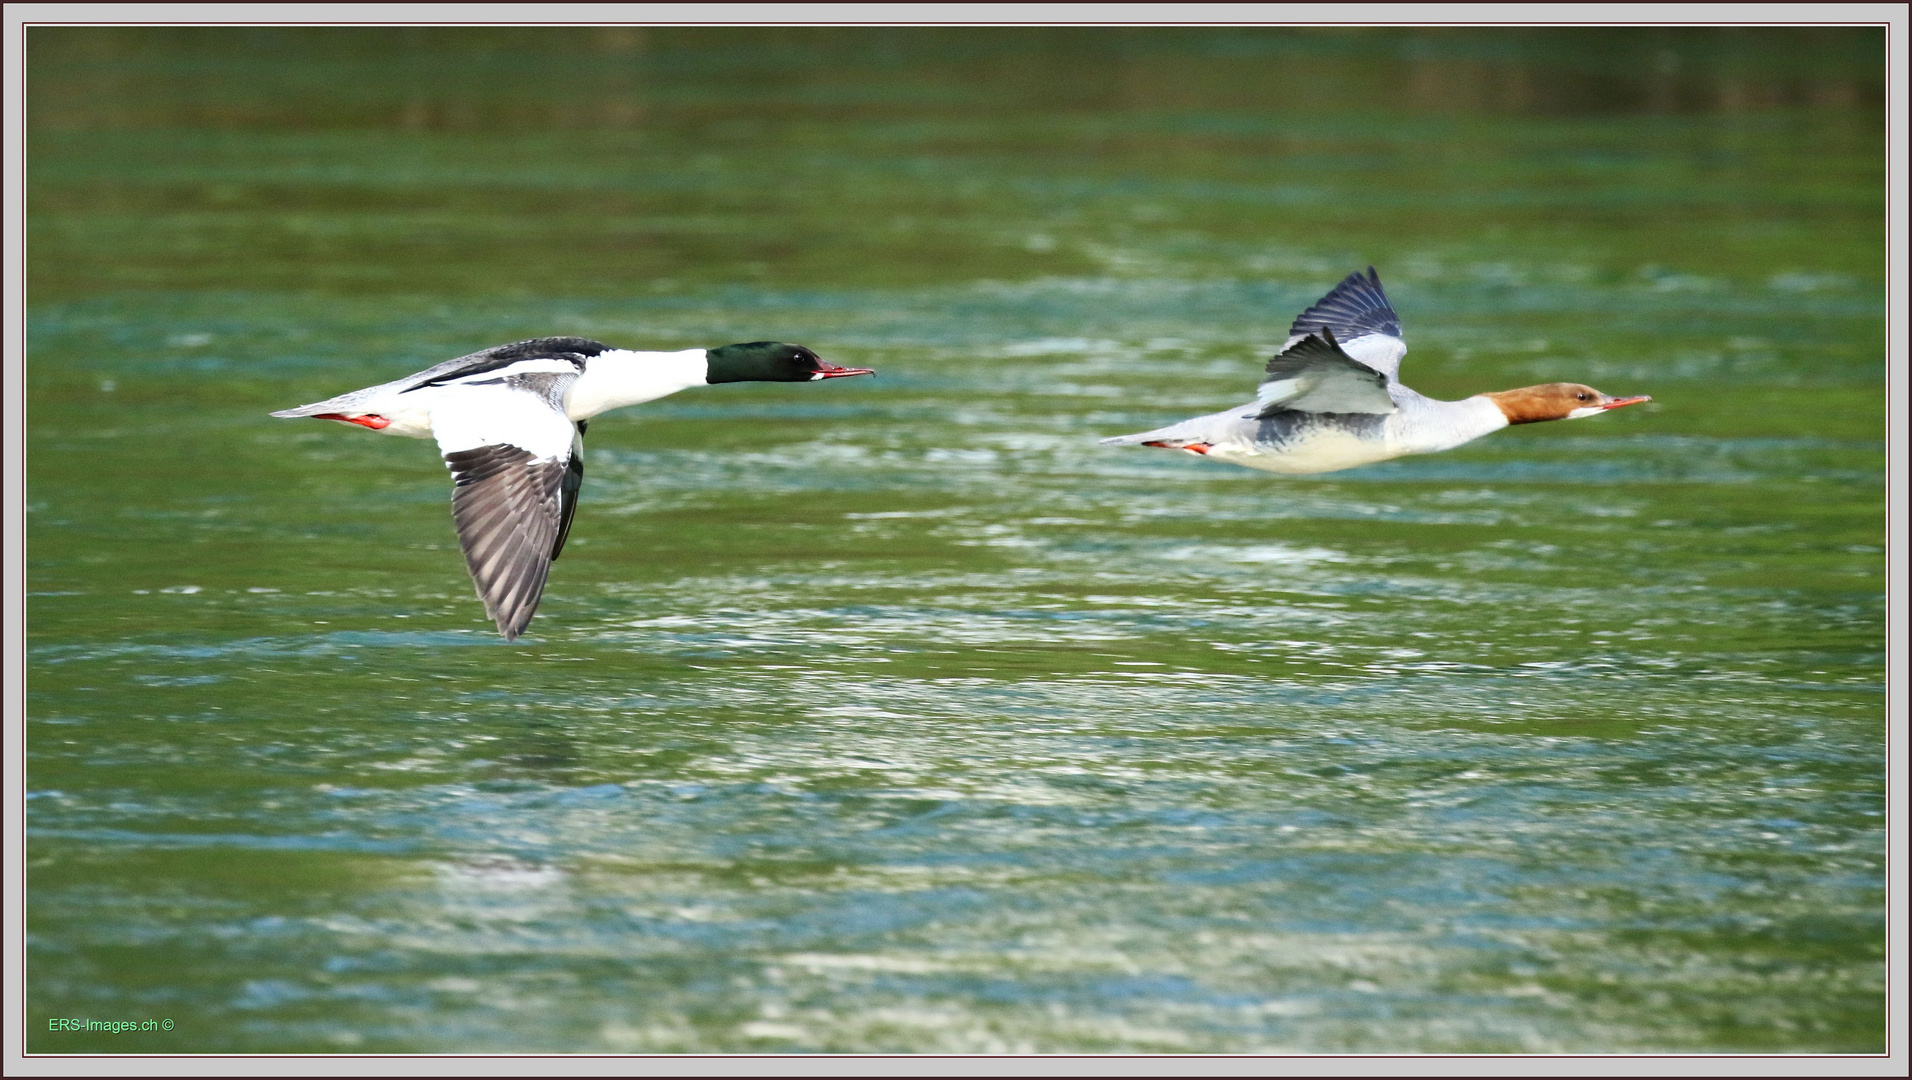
[
  {"x1": 1101, "y1": 268, "x2": 1649, "y2": 474},
  {"x1": 272, "y1": 338, "x2": 873, "y2": 640}
]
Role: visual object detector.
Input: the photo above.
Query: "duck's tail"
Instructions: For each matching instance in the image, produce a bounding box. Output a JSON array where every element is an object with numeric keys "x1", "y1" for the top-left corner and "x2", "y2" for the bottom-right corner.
[
  {"x1": 1099, "y1": 415, "x2": 1221, "y2": 447},
  {"x1": 269, "y1": 387, "x2": 381, "y2": 419}
]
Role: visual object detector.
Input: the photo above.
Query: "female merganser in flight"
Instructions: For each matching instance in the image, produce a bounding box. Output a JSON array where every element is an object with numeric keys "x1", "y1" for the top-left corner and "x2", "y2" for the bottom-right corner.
[
  {"x1": 272, "y1": 338, "x2": 873, "y2": 640},
  {"x1": 1101, "y1": 268, "x2": 1649, "y2": 474}
]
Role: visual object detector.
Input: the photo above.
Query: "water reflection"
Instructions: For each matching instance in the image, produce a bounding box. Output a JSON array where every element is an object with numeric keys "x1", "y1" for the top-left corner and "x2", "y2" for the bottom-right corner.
[
  {"x1": 26, "y1": 25, "x2": 1884, "y2": 1054},
  {"x1": 27, "y1": 27, "x2": 1885, "y2": 133}
]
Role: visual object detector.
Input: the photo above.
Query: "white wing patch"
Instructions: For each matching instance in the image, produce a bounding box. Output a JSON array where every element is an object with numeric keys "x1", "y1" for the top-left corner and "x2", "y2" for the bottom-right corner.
[
  {"x1": 430, "y1": 386, "x2": 577, "y2": 461},
  {"x1": 1255, "y1": 371, "x2": 1396, "y2": 415},
  {"x1": 1255, "y1": 378, "x2": 1305, "y2": 407},
  {"x1": 1256, "y1": 332, "x2": 1396, "y2": 416},
  {"x1": 1338, "y1": 333, "x2": 1408, "y2": 380},
  {"x1": 1277, "y1": 331, "x2": 1407, "y2": 381}
]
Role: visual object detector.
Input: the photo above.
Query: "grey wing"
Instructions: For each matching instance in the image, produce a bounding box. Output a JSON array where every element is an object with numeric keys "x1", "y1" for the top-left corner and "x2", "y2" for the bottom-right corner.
[
  {"x1": 552, "y1": 420, "x2": 585, "y2": 561},
  {"x1": 444, "y1": 444, "x2": 569, "y2": 641},
  {"x1": 1280, "y1": 267, "x2": 1408, "y2": 380},
  {"x1": 1256, "y1": 329, "x2": 1396, "y2": 417},
  {"x1": 396, "y1": 337, "x2": 608, "y2": 393}
]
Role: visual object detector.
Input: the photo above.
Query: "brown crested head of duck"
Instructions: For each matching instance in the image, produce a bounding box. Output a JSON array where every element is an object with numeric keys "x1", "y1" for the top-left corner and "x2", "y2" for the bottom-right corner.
[{"x1": 1481, "y1": 383, "x2": 1651, "y2": 425}]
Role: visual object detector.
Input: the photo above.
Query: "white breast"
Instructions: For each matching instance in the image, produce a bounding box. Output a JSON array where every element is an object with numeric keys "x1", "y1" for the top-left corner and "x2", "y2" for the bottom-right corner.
[
  {"x1": 429, "y1": 386, "x2": 575, "y2": 460},
  {"x1": 1215, "y1": 424, "x2": 1404, "y2": 475}
]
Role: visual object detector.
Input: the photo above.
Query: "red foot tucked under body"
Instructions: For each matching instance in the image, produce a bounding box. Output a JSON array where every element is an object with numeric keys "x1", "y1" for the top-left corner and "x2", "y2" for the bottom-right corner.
[
  {"x1": 314, "y1": 413, "x2": 391, "y2": 430},
  {"x1": 1144, "y1": 440, "x2": 1211, "y2": 455}
]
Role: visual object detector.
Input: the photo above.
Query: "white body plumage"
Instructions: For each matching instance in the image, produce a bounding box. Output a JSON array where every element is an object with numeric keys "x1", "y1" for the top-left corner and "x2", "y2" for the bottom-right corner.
[{"x1": 317, "y1": 349, "x2": 711, "y2": 447}]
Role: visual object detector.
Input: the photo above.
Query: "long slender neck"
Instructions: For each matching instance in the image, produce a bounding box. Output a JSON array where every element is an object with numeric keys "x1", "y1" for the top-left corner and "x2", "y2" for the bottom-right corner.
[
  {"x1": 1389, "y1": 390, "x2": 1509, "y2": 454},
  {"x1": 563, "y1": 349, "x2": 710, "y2": 420}
]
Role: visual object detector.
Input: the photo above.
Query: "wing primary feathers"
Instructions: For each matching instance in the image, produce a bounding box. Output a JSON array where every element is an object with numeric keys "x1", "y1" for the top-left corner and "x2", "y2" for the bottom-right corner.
[
  {"x1": 444, "y1": 444, "x2": 568, "y2": 640},
  {"x1": 1287, "y1": 267, "x2": 1402, "y2": 342}
]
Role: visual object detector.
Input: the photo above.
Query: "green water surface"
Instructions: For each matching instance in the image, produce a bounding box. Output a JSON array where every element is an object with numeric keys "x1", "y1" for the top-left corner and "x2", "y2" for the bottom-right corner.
[{"x1": 26, "y1": 28, "x2": 1886, "y2": 1053}]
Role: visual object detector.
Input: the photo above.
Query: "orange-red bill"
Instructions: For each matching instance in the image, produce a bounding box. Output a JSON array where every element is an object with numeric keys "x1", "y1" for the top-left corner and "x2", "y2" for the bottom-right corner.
[
  {"x1": 815, "y1": 363, "x2": 875, "y2": 379},
  {"x1": 1601, "y1": 395, "x2": 1651, "y2": 411}
]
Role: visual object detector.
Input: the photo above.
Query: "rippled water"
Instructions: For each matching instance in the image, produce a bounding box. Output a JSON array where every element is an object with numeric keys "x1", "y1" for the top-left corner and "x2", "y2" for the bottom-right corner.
[{"x1": 26, "y1": 28, "x2": 1885, "y2": 1053}]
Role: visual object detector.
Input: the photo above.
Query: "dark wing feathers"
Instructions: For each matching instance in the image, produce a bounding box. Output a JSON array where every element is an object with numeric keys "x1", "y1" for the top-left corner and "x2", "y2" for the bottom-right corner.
[
  {"x1": 1256, "y1": 328, "x2": 1396, "y2": 417},
  {"x1": 551, "y1": 422, "x2": 586, "y2": 562},
  {"x1": 403, "y1": 337, "x2": 607, "y2": 393},
  {"x1": 445, "y1": 444, "x2": 569, "y2": 640},
  {"x1": 1288, "y1": 267, "x2": 1401, "y2": 343}
]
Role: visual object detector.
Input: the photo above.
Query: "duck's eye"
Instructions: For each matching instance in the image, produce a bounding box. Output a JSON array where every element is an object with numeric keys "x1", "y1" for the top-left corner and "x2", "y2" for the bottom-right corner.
[{"x1": 1576, "y1": 392, "x2": 1591, "y2": 401}]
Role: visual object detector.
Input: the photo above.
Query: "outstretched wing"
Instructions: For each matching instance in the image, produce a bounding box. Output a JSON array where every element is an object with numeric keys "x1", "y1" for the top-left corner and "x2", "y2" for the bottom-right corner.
[
  {"x1": 432, "y1": 376, "x2": 579, "y2": 641},
  {"x1": 1257, "y1": 329, "x2": 1396, "y2": 417},
  {"x1": 1280, "y1": 267, "x2": 1407, "y2": 380},
  {"x1": 443, "y1": 444, "x2": 567, "y2": 640}
]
